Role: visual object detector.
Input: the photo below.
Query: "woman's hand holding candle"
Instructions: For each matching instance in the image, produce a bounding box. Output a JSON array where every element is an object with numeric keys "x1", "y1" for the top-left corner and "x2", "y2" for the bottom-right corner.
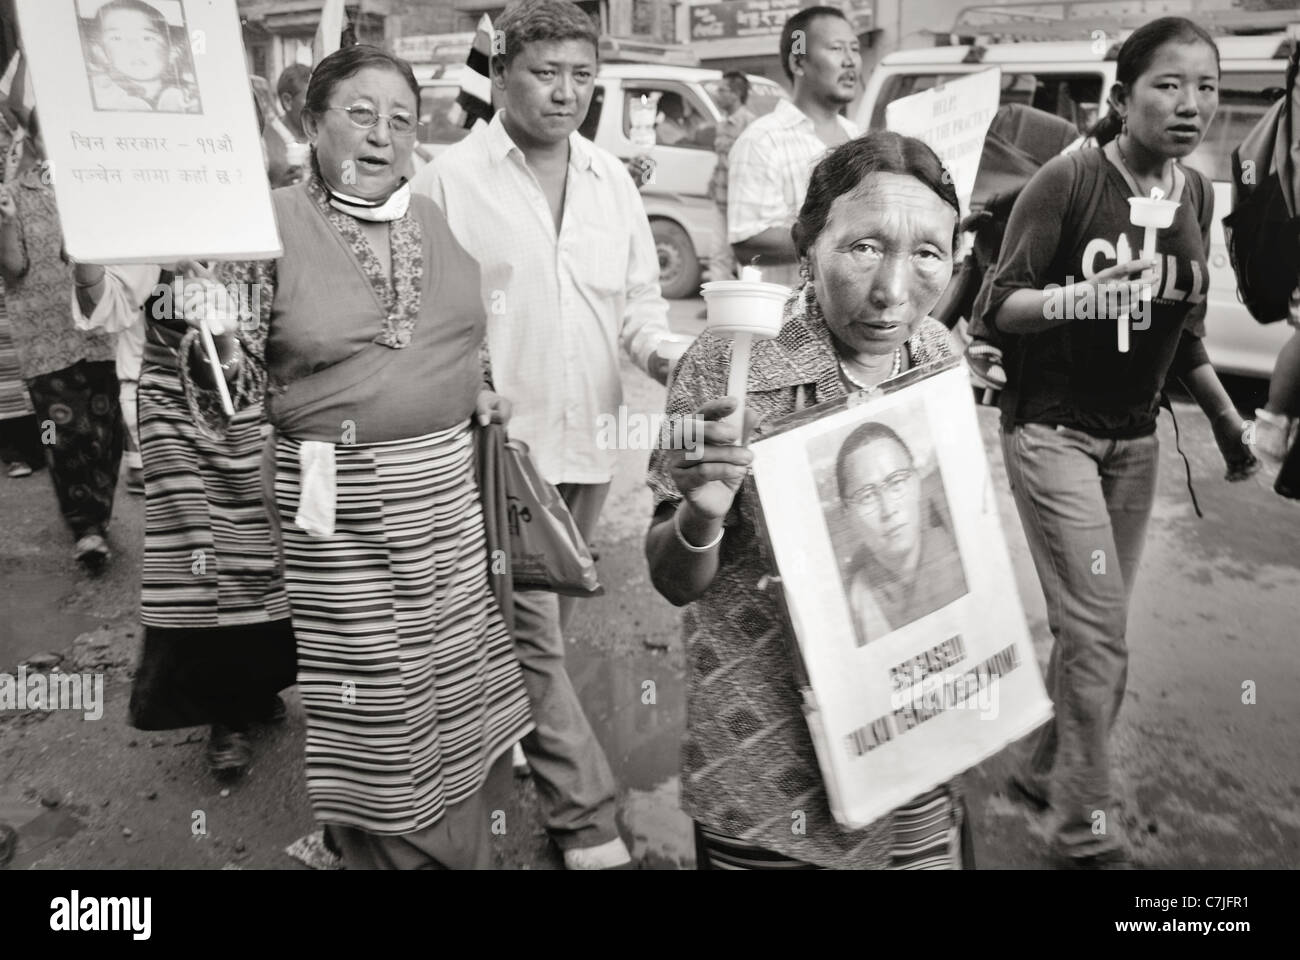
[{"x1": 177, "y1": 259, "x2": 238, "y2": 415}]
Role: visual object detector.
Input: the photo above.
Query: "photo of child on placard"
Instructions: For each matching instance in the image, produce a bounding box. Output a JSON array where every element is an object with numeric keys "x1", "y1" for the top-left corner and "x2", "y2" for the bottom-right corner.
[{"x1": 76, "y1": 0, "x2": 202, "y2": 115}]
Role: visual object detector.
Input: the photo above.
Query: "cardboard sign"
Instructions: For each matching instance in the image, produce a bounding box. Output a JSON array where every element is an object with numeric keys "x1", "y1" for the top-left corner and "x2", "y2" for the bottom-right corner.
[
  {"x1": 886, "y1": 68, "x2": 1002, "y2": 220},
  {"x1": 750, "y1": 361, "x2": 1052, "y2": 829},
  {"x1": 15, "y1": 0, "x2": 280, "y2": 263}
]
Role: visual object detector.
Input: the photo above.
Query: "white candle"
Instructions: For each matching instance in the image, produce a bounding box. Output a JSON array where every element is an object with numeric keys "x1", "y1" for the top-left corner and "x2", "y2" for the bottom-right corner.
[
  {"x1": 199, "y1": 322, "x2": 236, "y2": 415},
  {"x1": 739, "y1": 265, "x2": 762, "y2": 283},
  {"x1": 1115, "y1": 233, "x2": 1132, "y2": 353},
  {"x1": 726, "y1": 333, "x2": 753, "y2": 442}
]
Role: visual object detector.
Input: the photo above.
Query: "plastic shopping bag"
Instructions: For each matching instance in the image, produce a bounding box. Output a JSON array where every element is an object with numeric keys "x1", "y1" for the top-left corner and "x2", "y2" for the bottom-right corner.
[{"x1": 504, "y1": 439, "x2": 603, "y2": 597}]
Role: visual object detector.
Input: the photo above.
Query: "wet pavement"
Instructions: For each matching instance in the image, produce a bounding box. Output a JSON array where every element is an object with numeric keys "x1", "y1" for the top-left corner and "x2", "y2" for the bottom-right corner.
[{"x1": 2, "y1": 298, "x2": 1298, "y2": 869}]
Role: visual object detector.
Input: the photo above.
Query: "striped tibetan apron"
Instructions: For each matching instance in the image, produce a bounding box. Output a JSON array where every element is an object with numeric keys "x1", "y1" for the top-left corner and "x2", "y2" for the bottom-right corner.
[
  {"x1": 695, "y1": 786, "x2": 969, "y2": 870},
  {"x1": 270, "y1": 420, "x2": 533, "y2": 835},
  {"x1": 137, "y1": 320, "x2": 290, "y2": 628}
]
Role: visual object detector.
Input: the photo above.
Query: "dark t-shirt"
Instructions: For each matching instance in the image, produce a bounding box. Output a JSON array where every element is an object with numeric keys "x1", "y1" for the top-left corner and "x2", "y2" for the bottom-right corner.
[{"x1": 985, "y1": 147, "x2": 1212, "y2": 438}]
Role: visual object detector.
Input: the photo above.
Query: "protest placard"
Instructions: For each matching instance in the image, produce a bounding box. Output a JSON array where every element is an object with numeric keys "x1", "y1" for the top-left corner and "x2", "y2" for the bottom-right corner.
[
  {"x1": 14, "y1": 0, "x2": 280, "y2": 263},
  {"x1": 750, "y1": 360, "x2": 1052, "y2": 830},
  {"x1": 886, "y1": 68, "x2": 1001, "y2": 220}
]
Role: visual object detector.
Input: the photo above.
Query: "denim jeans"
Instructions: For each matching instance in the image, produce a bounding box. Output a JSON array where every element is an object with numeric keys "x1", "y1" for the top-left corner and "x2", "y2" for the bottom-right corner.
[
  {"x1": 1000, "y1": 422, "x2": 1159, "y2": 858},
  {"x1": 512, "y1": 481, "x2": 620, "y2": 852}
]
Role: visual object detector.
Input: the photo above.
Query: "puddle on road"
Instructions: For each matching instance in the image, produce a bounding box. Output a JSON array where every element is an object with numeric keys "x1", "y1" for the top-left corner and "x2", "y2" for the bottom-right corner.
[
  {"x1": 0, "y1": 571, "x2": 102, "y2": 671},
  {"x1": 567, "y1": 642, "x2": 695, "y2": 869},
  {"x1": 0, "y1": 791, "x2": 83, "y2": 869}
]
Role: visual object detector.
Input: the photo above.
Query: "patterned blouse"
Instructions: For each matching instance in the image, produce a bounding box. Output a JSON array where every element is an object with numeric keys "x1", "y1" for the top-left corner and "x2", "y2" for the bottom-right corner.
[
  {"x1": 646, "y1": 281, "x2": 959, "y2": 868},
  {"x1": 5, "y1": 169, "x2": 115, "y2": 380}
]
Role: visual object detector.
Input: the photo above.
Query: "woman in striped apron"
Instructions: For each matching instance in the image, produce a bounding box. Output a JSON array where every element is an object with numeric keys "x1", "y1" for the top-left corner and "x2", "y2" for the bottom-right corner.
[
  {"x1": 73, "y1": 262, "x2": 296, "y2": 779},
  {"x1": 184, "y1": 46, "x2": 533, "y2": 869}
]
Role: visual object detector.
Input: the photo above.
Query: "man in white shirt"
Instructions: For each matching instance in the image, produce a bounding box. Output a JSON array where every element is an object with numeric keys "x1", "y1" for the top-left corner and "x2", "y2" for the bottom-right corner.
[
  {"x1": 411, "y1": 0, "x2": 673, "y2": 871},
  {"x1": 727, "y1": 6, "x2": 863, "y2": 287}
]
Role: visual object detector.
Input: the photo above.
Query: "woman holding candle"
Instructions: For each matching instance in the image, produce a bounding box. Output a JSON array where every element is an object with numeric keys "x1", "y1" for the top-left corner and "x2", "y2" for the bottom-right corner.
[
  {"x1": 646, "y1": 131, "x2": 970, "y2": 869},
  {"x1": 178, "y1": 45, "x2": 533, "y2": 868},
  {"x1": 975, "y1": 17, "x2": 1225, "y2": 867}
]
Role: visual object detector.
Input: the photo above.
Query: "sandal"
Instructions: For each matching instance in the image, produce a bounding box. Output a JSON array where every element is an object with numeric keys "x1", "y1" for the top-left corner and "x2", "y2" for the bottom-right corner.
[
  {"x1": 74, "y1": 533, "x2": 110, "y2": 573},
  {"x1": 206, "y1": 724, "x2": 253, "y2": 779}
]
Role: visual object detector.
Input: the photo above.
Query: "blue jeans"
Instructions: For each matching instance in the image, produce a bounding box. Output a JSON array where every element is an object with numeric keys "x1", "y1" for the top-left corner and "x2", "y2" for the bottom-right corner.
[{"x1": 1000, "y1": 422, "x2": 1159, "y2": 858}]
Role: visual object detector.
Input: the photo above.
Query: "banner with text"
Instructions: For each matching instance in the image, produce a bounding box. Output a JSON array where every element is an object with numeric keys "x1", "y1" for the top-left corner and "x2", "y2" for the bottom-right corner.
[
  {"x1": 751, "y1": 363, "x2": 1052, "y2": 830},
  {"x1": 885, "y1": 68, "x2": 1001, "y2": 221},
  {"x1": 15, "y1": 0, "x2": 280, "y2": 263}
]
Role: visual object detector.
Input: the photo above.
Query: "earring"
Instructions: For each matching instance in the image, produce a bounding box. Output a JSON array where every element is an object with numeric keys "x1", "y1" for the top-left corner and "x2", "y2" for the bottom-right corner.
[
  {"x1": 1121, "y1": 114, "x2": 1128, "y2": 135},
  {"x1": 798, "y1": 260, "x2": 812, "y2": 284}
]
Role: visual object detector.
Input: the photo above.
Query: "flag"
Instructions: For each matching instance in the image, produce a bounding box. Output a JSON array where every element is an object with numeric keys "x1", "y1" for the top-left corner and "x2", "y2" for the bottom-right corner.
[
  {"x1": 0, "y1": 51, "x2": 35, "y2": 127},
  {"x1": 312, "y1": 0, "x2": 348, "y2": 65},
  {"x1": 455, "y1": 14, "x2": 494, "y2": 129}
]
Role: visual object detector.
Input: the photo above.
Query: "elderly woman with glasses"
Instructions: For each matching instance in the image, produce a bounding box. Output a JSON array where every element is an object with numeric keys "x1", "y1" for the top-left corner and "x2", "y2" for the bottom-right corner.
[
  {"x1": 181, "y1": 45, "x2": 532, "y2": 869},
  {"x1": 646, "y1": 131, "x2": 972, "y2": 869}
]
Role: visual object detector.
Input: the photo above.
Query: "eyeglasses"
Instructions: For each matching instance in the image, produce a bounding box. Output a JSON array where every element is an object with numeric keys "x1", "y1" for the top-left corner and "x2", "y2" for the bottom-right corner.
[
  {"x1": 327, "y1": 104, "x2": 418, "y2": 136},
  {"x1": 844, "y1": 469, "x2": 915, "y2": 514}
]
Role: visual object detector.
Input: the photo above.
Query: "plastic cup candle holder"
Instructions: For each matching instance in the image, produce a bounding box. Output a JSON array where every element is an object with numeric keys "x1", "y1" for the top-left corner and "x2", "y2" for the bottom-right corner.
[
  {"x1": 701, "y1": 271, "x2": 788, "y2": 442},
  {"x1": 628, "y1": 93, "x2": 659, "y2": 153},
  {"x1": 1123, "y1": 190, "x2": 1179, "y2": 353}
]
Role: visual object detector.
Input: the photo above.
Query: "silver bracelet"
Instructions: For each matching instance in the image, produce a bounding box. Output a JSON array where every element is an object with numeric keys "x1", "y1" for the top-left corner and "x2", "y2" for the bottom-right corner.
[{"x1": 674, "y1": 503, "x2": 724, "y2": 553}]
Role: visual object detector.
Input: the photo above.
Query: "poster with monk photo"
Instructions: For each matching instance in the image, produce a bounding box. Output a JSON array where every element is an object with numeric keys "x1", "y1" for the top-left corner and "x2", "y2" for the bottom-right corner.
[
  {"x1": 749, "y1": 361, "x2": 1052, "y2": 830},
  {"x1": 15, "y1": 0, "x2": 280, "y2": 262}
]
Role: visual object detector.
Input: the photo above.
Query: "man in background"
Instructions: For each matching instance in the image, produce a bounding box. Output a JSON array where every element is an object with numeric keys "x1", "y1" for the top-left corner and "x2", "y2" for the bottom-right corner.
[
  {"x1": 707, "y1": 71, "x2": 755, "y2": 283},
  {"x1": 728, "y1": 6, "x2": 861, "y2": 286}
]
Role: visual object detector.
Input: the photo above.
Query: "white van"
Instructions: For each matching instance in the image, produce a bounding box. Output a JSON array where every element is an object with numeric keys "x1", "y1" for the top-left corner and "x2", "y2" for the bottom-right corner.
[
  {"x1": 851, "y1": 31, "x2": 1295, "y2": 378},
  {"x1": 413, "y1": 62, "x2": 789, "y2": 298}
]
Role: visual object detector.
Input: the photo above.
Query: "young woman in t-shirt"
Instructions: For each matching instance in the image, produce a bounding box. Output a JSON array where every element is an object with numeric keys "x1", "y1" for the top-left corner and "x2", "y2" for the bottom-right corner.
[{"x1": 980, "y1": 17, "x2": 1226, "y2": 867}]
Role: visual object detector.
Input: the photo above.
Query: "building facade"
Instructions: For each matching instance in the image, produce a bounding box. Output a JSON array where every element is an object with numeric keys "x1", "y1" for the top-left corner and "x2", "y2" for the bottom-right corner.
[{"x1": 238, "y1": 0, "x2": 397, "y2": 82}]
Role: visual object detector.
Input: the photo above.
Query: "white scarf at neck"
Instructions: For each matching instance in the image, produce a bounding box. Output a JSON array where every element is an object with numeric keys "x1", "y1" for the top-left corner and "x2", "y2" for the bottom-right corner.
[{"x1": 324, "y1": 179, "x2": 410, "y2": 222}]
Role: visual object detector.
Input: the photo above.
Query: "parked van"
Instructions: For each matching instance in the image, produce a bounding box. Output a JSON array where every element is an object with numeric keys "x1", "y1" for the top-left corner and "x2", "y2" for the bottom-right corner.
[
  {"x1": 851, "y1": 27, "x2": 1295, "y2": 378},
  {"x1": 413, "y1": 62, "x2": 789, "y2": 298}
]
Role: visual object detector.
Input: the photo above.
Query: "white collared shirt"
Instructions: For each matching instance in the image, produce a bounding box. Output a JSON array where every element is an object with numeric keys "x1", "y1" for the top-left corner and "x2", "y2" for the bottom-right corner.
[
  {"x1": 411, "y1": 111, "x2": 670, "y2": 485},
  {"x1": 727, "y1": 98, "x2": 862, "y2": 247}
]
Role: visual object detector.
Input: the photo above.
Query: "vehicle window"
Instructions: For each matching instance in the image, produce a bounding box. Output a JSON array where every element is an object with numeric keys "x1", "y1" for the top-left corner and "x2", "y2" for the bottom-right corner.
[
  {"x1": 623, "y1": 84, "x2": 716, "y2": 150},
  {"x1": 419, "y1": 86, "x2": 471, "y2": 146},
  {"x1": 702, "y1": 78, "x2": 789, "y2": 119},
  {"x1": 870, "y1": 71, "x2": 1103, "y2": 135},
  {"x1": 1182, "y1": 71, "x2": 1285, "y2": 184},
  {"x1": 579, "y1": 84, "x2": 604, "y2": 141}
]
